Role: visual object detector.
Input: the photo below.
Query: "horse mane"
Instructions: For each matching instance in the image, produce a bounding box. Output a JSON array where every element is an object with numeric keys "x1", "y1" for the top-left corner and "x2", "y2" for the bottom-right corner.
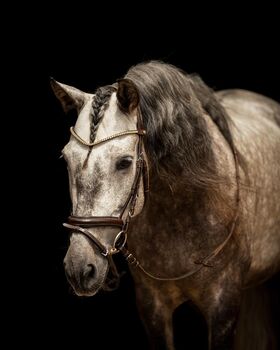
[
  {"x1": 125, "y1": 61, "x2": 236, "y2": 190},
  {"x1": 88, "y1": 61, "x2": 238, "y2": 192}
]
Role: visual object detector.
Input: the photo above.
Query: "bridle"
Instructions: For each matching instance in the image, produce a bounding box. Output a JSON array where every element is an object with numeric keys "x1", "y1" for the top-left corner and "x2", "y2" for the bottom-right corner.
[
  {"x1": 63, "y1": 107, "x2": 240, "y2": 287},
  {"x1": 63, "y1": 108, "x2": 149, "y2": 289}
]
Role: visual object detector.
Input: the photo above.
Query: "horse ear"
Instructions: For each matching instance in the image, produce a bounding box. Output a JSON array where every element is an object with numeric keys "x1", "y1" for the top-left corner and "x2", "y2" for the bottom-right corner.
[
  {"x1": 50, "y1": 78, "x2": 87, "y2": 114},
  {"x1": 116, "y1": 79, "x2": 139, "y2": 114}
]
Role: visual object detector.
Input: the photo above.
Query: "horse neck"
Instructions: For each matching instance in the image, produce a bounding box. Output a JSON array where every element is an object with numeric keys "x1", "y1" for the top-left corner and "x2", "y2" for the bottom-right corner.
[
  {"x1": 129, "y1": 113, "x2": 237, "y2": 272},
  {"x1": 142, "y1": 112, "x2": 237, "y2": 224}
]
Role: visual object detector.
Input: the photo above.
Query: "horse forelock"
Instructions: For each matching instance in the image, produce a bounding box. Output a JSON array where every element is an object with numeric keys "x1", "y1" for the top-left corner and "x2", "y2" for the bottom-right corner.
[{"x1": 89, "y1": 85, "x2": 117, "y2": 144}]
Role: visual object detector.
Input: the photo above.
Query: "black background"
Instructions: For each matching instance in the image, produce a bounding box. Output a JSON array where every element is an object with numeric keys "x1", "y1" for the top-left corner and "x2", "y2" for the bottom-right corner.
[{"x1": 15, "y1": 11, "x2": 280, "y2": 350}]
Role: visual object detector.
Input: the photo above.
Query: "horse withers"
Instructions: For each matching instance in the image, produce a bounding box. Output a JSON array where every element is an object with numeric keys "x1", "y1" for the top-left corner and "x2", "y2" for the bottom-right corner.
[{"x1": 51, "y1": 61, "x2": 280, "y2": 349}]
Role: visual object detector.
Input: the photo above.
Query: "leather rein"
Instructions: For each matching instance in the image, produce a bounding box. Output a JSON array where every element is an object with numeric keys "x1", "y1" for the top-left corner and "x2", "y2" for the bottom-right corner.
[{"x1": 63, "y1": 109, "x2": 240, "y2": 285}]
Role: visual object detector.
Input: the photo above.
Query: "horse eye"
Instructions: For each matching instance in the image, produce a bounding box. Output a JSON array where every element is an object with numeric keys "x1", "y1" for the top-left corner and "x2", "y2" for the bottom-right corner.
[{"x1": 116, "y1": 157, "x2": 133, "y2": 170}]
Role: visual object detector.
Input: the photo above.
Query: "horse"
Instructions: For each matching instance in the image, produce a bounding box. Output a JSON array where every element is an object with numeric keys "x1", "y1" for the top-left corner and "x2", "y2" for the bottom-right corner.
[{"x1": 51, "y1": 61, "x2": 280, "y2": 349}]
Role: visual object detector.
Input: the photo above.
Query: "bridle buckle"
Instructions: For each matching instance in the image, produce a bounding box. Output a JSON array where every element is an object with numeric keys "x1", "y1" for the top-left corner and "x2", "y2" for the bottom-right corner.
[{"x1": 126, "y1": 253, "x2": 139, "y2": 266}]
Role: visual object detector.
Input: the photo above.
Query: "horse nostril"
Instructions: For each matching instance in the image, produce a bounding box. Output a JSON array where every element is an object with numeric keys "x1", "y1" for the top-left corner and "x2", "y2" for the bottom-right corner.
[{"x1": 83, "y1": 264, "x2": 96, "y2": 280}]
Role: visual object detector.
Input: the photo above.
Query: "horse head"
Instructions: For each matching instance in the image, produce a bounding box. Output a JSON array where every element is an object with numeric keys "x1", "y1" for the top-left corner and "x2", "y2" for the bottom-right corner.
[{"x1": 51, "y1": 78, "x2": 147, "y2": 296}]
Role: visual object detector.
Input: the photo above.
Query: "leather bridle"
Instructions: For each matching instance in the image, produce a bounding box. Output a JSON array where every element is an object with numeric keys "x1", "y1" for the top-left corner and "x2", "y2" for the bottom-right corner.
[
  {"x1": 63, "y1": 107, "x2": 240, "y2": 286},
  {"x1": 63, "y1": 108, "x2": 149, "y2": 289}
]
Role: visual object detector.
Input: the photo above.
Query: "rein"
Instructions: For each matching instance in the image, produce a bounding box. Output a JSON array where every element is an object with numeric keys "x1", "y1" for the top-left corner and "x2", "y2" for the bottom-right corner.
[{"x1": 63, "y1": 109, "x2": 240, "y2": 285}]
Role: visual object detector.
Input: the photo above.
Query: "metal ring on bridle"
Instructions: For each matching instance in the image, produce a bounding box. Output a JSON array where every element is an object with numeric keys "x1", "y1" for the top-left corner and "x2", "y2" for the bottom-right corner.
[{"x1": 113, "y1": 230, "x2": 127, "y2": 252}]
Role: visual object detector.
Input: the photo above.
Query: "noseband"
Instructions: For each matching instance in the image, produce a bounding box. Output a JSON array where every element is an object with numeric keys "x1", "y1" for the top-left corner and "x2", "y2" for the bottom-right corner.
[{"x1": 63, "y1": 109, "x2": 149, "y2": 289}]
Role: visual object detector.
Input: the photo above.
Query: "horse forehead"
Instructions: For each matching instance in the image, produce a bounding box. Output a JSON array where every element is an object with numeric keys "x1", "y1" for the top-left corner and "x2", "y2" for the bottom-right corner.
[
  {"x1": 63, "y1": 92, "x2": 138, "y2": 159},
  {"x1": 66, "y1": 134, "x2": 138, "y2": 163},
  {"x1": 63, "y1": 133, "x2": 138, "y2": 169},
  {"x1": 95, "y1": 93, "x2": 138, "y2": 142},
  {"x1": 74, "y1": 93, "x2": 137, "y2": 142}
]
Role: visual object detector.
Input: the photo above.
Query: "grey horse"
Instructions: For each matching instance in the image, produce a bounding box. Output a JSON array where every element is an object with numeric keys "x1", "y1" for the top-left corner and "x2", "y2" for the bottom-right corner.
[{"x1": 51, "y1": 61, "x2": 280, "y2": 349}]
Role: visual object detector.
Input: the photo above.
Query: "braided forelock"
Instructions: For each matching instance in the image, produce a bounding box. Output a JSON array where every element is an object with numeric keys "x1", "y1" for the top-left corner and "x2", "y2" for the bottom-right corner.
[{"x1": 90, "y1": 85, "x2": 116, "y2": 143}]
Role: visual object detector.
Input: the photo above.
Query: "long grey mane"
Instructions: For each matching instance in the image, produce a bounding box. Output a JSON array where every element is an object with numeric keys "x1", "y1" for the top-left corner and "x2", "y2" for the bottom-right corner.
[
  {"x1": 125, "y1": 61, "x2": 235, "y2": 189},
  {"x1": 89, "y1": 61, "x2": 237, "y2": 190}
]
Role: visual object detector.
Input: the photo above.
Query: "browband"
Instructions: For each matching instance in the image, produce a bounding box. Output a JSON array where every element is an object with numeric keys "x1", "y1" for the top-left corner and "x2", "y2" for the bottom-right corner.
[{"x1": 70, "y1": 127, "x2": 146, "y2": 147}]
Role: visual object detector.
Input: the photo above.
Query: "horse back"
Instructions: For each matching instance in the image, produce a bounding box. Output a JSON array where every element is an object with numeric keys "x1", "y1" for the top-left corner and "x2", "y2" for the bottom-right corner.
[
  {"x1": 216, "y1": 89, "x2": 280, "y2": 127},
  {"x1": 217, "y1": 89, "x2": 280, "y2": 285}
]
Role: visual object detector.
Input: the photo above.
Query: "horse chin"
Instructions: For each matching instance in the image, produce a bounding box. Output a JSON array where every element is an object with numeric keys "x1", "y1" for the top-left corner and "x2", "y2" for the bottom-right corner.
[{"x1": 74, "y1": 284, "x2": 103, "y2": 297}]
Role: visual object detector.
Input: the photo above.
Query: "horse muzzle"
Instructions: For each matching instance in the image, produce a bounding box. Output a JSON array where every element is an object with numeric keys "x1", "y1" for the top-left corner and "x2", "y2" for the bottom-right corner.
[{"x1": 63, "y1": 233, "x2": 109, "y2": 296}]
